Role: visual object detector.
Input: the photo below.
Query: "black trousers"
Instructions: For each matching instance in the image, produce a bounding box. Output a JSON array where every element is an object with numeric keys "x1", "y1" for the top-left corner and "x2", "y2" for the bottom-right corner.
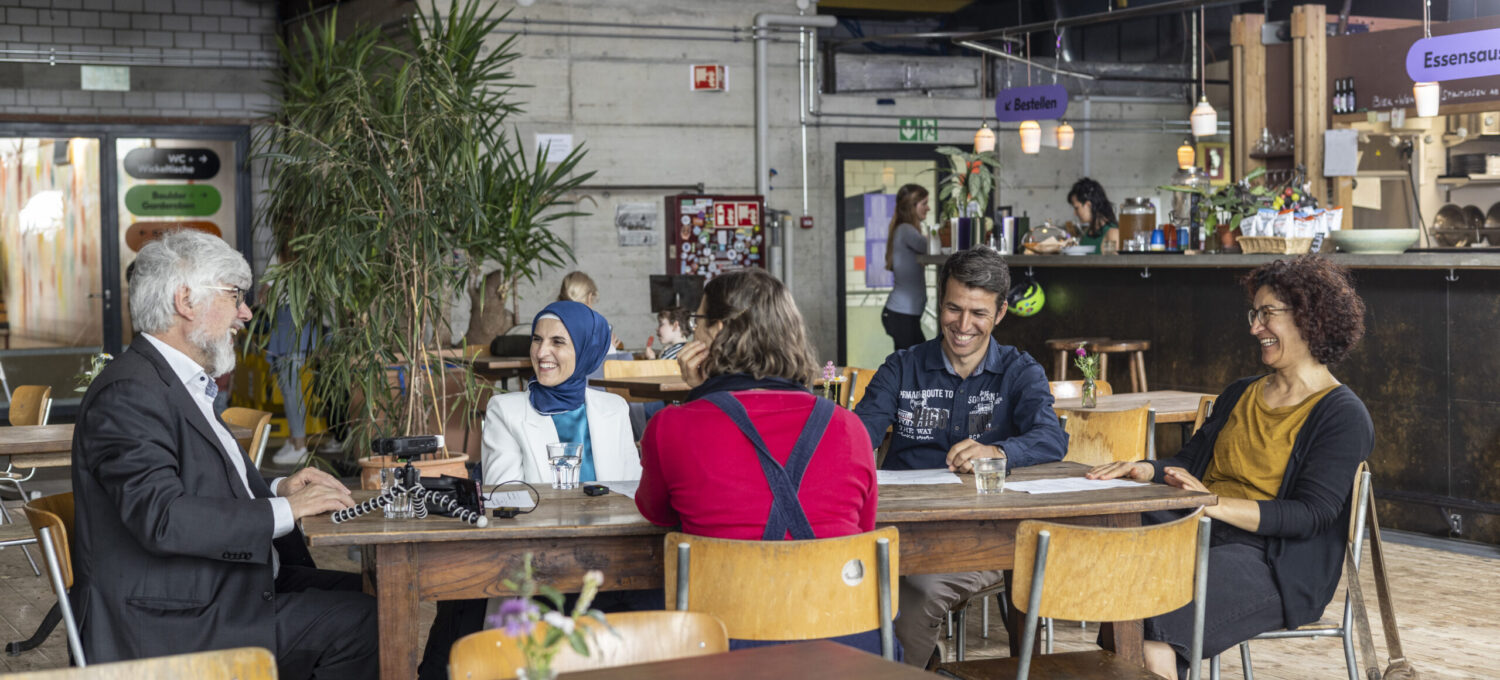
[
  {"x1": 273, "y1": 566, "x2": 378, "y2": 680},
  {"x1": 881, "y1": 309, "x2": 925, "y2": 351}
]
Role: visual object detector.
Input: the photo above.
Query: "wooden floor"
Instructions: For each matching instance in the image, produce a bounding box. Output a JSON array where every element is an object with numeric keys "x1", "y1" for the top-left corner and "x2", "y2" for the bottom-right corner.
[{"x1": 0, "y1": 497, "x2": 1495, "y2": 678}]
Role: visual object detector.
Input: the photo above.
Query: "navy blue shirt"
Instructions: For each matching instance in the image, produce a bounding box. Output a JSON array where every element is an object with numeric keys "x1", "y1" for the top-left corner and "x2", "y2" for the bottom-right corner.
[{"x1": 854, "y1": 337, "x2": 1067, "y2": 471}]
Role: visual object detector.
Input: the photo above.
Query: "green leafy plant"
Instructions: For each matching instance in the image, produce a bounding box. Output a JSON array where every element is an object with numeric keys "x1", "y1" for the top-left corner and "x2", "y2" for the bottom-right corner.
[
  {"x1": 934, "y1": 146, "x2": 1001, "y2": 221},
  {"x1": 1160, "y1": 166, "x2": 1269, "y2": 237},
  {"x1": 488, "y1": 554, "x2": 611, "y2": 678},
  {"x1": 256, "y1": 0, "x2": 594, "y2": 464},
  {"x1": 74, "y1": 352, "x2": 113, "y2": 392}
]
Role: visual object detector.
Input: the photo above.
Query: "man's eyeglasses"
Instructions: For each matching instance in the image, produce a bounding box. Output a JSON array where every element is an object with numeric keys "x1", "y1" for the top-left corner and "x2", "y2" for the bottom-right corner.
[
  {"x1": 205, "y1": 286, "x2": 248, "y2": 307},
  {"x1": 1247, "y1": 306, "x2": 1291, "y2": 326}
]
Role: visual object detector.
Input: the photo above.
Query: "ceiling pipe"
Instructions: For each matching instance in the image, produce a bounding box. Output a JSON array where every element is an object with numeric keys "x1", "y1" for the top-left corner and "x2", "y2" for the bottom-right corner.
[
  {"x1": 955, "y1": 0, "x2": 1243, "y2": 40},
  {"x1": 755, "y1": 12, "x2": 837, "y2": 294},
  {"x1": 956, "y1": 41, "x2": 1097, "y2": 81}
]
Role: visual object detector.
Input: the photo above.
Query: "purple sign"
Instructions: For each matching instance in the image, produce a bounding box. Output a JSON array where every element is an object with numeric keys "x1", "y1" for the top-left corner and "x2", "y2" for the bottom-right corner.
[
  {"x1": 863, "y1": 193, "x2": 895, "y2": 289},
  {"x1": 995, "y1": 84, "x2": 1068, "y2": 122},
  {"x1": 1406, "y1": 28, "x2": 1500, "y2": 83}
]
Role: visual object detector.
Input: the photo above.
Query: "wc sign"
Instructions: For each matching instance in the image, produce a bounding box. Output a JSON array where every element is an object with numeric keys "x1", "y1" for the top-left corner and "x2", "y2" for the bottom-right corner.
[{"x1": 692, "y1": 64, "x2": 727, "y2": 92}]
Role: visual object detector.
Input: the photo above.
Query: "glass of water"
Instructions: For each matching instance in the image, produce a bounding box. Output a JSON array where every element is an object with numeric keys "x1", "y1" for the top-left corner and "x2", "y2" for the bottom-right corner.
[
  {"x1": 547, "y1": 442, "x2": 584, "y2": 490},
  {"x1": 380, "y1": 466, "x2": 416, "y2": 519},
  {"x1": 973, "y1": 456, "x2": 1006, "y2": 494}
]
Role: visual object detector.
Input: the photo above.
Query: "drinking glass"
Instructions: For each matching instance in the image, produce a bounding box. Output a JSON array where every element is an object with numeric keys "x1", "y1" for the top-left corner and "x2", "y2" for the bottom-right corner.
[
  {"x1": 380, "y1": 467, "x2": 416, "y2": 519},
  {"x1": 547, "y1": 442, "x2": 584, "y2": 490},
  {"x1": 973, "y1": 457, "x2": 1006, "y2": 494}
]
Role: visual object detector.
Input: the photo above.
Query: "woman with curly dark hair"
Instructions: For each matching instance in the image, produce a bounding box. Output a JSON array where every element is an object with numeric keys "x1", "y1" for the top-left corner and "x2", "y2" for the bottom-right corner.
[
  {"x1": 1088, "y1": 256, "x2": 1373, "y2": 679},
  {"x1": 1066, "y1": 177, "x2": 1119, "y2": 252}
]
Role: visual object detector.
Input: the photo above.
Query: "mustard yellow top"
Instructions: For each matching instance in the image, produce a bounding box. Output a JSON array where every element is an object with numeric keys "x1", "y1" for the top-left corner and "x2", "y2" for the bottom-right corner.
[{"x1": 1203, "y1": 377, "x2": 1340, "y2": 501}]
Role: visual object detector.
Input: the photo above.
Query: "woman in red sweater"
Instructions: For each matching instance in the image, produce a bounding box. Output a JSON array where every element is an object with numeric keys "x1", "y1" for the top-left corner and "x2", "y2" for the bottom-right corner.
[{"x1": 634, "y1": 268, "x2": 885, "y2": 654}]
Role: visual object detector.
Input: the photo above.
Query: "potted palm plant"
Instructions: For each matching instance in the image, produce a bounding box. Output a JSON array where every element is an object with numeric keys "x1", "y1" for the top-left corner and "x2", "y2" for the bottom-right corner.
[
  {"x1": 934, "y1": 146, "x2": 1001, "y2": 250},
  {"x1": 256, "y1": 0, "x2": 593, "y2": 478}
]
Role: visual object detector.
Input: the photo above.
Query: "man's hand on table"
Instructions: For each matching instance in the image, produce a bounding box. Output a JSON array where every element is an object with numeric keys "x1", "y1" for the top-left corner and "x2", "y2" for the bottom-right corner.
[
  {"x1": 945, "y1": 439, "x2": 1003, "y2": 474},
  {"x1": 282, "y1": 468, "x2": 355, "y2": 519}
]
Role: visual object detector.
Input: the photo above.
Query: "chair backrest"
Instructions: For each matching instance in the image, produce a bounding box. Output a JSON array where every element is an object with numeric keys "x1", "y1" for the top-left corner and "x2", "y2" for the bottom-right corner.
[
  {"x1": 448, "y1": 611, "x2": 727, "y2": 680},
  {"x1": 665, "y1": 527, "x2": 899, "y2": 645},
  {"x1": 1192, "y1": 395, "x2": 1215, "y2": 434},
  {"x1": 23, "y1": 492, "x2": 75, "y2": 589},
  {"x1": 602, "y1": 359, "x2": 680, "y2": 378},
  {"x1": 3, "y1": 646, "x2": 277, "y2": 679},
  {"x1": 9, "y1": 385, "x2": 52, "y2": 426},
  {"x1": 840, "y1": 367, "x2": 877, "y2": 410},
  {"x1": 1047, "y1": 379, "x2": 1114, "y2": 399},
  {"x1": 220, "y1": 407, "x2": 273, "y2": 468},
  {"x1": 1059, "y1": 403, "x2": 1155, "y2": 465}
]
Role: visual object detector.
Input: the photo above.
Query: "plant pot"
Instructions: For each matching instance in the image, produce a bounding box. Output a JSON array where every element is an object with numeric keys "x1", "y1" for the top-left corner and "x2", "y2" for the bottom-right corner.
[
  {"x1": 1218, "y1": 228, "x2": 1240, "y2": 253},
  {"x1": 358, "y1": 453, "x2": 470, "y2": 491}
]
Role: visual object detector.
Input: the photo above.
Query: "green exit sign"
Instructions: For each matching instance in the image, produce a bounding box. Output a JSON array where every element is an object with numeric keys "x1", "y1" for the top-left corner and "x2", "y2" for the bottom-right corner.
[{"x1": 898, "y1": 118, "x2": 937, "y2": 142}]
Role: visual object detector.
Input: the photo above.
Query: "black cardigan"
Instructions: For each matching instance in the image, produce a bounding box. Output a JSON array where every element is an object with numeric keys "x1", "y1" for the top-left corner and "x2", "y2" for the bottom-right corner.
[{"x1": 1150, "y1": 376, "x2": 1373, "y2": 629}]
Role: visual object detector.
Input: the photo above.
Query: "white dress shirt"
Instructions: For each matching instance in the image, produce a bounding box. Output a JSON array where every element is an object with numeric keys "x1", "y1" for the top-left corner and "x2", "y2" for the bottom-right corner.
[{"x1": 142, "y1": 334, "x2": 295, "y2": 553}]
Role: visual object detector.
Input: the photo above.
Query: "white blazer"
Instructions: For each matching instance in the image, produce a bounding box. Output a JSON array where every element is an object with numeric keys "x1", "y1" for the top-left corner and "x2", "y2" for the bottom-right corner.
[{"x1": 481, "y1": 389, "x2": 641, "y2": 486}]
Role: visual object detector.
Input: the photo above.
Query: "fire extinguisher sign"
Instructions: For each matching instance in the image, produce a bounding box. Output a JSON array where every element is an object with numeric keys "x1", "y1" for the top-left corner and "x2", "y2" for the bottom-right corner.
[{"x1": 714, "y1": 201, "x2": 759, "y2": 228}]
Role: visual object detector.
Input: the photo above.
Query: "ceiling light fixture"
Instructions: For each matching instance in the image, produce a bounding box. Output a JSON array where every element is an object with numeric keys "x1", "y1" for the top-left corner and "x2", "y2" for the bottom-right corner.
[
  {"x1": 1413, "y1": 0, "x2": 1440, "y2": 117},
  {"x1": 1189, "y1": 8, "x2": 1217, "y2": 138},
  {"x1": 1056, "y1": 121, "x2": 1075, "y2": 150},
  {"x1": 974, "y1": 121, "x2": 996, "y2": 153}
]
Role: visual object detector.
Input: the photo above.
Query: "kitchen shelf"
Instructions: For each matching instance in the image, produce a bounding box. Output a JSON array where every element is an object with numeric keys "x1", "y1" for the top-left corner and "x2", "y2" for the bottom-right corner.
[{"x1": 1436, "y1": 175, "x2": 1500, "y2": 189}]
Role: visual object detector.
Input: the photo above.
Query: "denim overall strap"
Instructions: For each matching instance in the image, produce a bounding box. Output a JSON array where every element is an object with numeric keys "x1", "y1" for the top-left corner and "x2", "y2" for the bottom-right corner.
[{"x1": 701, "y1": 392, "x2": 834, "y2": 541}]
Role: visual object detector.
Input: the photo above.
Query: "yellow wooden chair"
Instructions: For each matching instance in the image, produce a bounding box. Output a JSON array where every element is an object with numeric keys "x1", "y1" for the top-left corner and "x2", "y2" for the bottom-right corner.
[
  {"x1": 220, "y1": 407, "x2": 272, "y2": 470},
  {"x1": 1192, "y1": 395, "x2": 1216, "y2": 434},
  {"x1": 937, "y1": 509, "x2": 1213, "y2": 680},
  {"x1": 602, "y1": 359, "x2": 681, "y2": 403},
  {"x1": 1048, "y1": 379, "x2": 1114, "y2": 400},
  {"x1": 4, "y1": 646, "x2": 277, "y2": 679},
  {"x1": 3, "y1": 384, "x2": 52, "y2": 575},
  {"x1": 839, "y1": 367, "x2": 878, "y2": 410},
  {"x1": 1060, "y1": 403, "x2": 1156, "y2": 465},
  {"x1": 666, "y1": 526, "x2": 899, "y2": 660},
  {"x1": 449, "y1": 610, "x2": 727, "y2": 679},
  {"x1": 21, "y1": 493, "x2": 83, "y2": 665}
]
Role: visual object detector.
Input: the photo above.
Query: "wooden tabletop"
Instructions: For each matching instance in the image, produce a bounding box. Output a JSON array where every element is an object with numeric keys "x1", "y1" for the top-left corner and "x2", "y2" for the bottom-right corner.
[
  {"x1": 588, "y1": 375, "x2": 690, "y2": 400},
  {"x1": 0, "y1": 423, "x2": 253, "y2": 459},
  {"x1": 1052, "y1": 390, "x2": 1214, "y2": 424},
  {"x1": 301, "y1": 461, "x2": 1213, "y2": 547},
  {"x1": 467, "y1": 355, "x2": 532, "y2": 371},
  {"x1": 558, "y1": 640, "x2": 931, "y2": 680}
]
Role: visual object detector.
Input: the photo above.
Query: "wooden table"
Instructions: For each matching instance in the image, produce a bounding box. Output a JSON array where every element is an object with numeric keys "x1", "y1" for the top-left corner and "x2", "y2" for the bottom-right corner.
[
  {"x1": 300, "y1": 461, "x2": 1215, "y2": 680},
  {"x1": 588, "y1": 375, "x2": 690, "y2": 400},
  {"x1": 559, "y1": 640, "x2": 932, "y2": 679},
  {"x1": 0, "y1": 423, "x2": 253, "y2": 468},
  {"x1": 464, "y1": 355, "x2": 533, "y2": 388},
  {"x1": 1052, "y1": 390, "x2": 1214, "y2": 424}
]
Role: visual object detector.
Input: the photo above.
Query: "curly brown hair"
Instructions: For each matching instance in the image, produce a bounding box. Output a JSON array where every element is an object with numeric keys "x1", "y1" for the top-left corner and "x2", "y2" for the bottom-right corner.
[
  {"x1": 1241, "y1": 256, "x2": 1366, "y2": 365},
  {"x1": 701, "y1": 268, "x2": 818, "y2": 385}
]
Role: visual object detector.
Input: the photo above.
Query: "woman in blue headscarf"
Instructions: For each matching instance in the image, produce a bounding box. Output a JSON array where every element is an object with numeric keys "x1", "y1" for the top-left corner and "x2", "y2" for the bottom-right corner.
[{"x1": 481, "y1": 301, "x2": 640, "y2": 486}]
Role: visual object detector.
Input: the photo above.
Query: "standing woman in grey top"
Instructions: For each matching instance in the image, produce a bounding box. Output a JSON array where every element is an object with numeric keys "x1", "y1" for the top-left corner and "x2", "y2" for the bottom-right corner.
[{"x1": 881, "y1": 184, "x2": 931, "y2": 351}]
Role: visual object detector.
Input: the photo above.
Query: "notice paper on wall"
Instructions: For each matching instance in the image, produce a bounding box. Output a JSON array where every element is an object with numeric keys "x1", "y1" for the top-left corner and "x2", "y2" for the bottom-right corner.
[
  {"x1": 1004, "y1": 478, "x2": 1149, "y2": 494},
  {"x1": 534, "y1": 133, "x2": 574, "y2": 163},
  {"x1": 877, "y1": 469, "x2": 963, "y2": 486},
  {"x1": 1323, "y1": 129, "x2": 1359, "y2": 177}
]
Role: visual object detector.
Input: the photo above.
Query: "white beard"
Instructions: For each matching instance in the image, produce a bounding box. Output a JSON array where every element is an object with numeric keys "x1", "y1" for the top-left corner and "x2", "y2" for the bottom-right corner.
[{"x1": 188, "y1": 324, "x2": 237, "y2": 378}]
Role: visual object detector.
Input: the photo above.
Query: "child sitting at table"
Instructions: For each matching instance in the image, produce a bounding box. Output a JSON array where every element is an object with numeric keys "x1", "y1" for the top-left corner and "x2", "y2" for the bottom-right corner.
[{"x1": 644, "y1": 305, "x2": 691, "y2": 360}]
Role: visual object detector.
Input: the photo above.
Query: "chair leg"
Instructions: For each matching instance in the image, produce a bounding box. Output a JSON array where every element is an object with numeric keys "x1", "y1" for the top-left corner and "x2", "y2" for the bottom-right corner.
[
  {"x1": 1053, "y1": 350, "x2": 1067, "y2": 382},
  {"x1": 1135, "y1": 351, "x2": 1149, "y2": 392},
  {"x1": 1043, "y1": 617, "x2": 1054, "y2": 654},
  {"x1": 0, "y1": 493, "x2": 40, "y2": 577},
  {"x1": 5, "y1": 602, "x2": 59, "y2": 655},
  {"x1": 1209, "y1": 654, "x2": 1220, "y2": 680},
  {"x1": 1098, "y1": 353, "x2": 1109, "y2": 388},
  {"x1": 1341, "y1": 628, "x2": 1358, "y2": 680},
  {"x1": 981, "y1": 596, "x2": 989, "y2": 639},
  {"x1": 1240, "y1": 641, "x2": 1254, "y2": 680},
  {"x1": 946, "y1": 610, "x2": 953, "y2": 639}
]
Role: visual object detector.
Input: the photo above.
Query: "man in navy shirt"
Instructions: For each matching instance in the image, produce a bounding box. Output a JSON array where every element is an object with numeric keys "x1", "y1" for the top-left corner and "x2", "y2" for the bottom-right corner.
[{"x1": 855, "y1": 247, "x2": 1066, "y2": 666}]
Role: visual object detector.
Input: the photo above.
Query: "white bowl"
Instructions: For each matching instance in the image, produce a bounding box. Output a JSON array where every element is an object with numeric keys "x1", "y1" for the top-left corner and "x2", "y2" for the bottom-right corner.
[
  {"x1": 1330, "y1": 229, "x2": 1419, "y2": 254},
  {"x1": 1062, "y1": 245, "x2": 1097, "y2": 256}
]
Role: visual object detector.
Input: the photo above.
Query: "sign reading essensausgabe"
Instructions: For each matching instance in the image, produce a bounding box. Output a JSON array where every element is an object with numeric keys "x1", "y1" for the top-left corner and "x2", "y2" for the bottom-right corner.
[
  {"x1": 995, "y1": 84, "x2": 1068, "y2": 122},
  {"x1": 1406, "y1": 28, "x2": 1500, "y2": 83},
  {"x1": 125, "y1": 185, "x2": 222, "y2": 217}
]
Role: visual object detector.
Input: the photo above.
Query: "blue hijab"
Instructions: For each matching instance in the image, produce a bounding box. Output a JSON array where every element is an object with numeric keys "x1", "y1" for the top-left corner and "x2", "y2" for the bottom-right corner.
[{"x1": 527, "y1": 300, "x2": 613, "y2": 415}]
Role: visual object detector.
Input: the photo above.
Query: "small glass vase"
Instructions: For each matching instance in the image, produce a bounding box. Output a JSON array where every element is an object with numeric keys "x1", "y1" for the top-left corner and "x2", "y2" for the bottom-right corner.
[
  {"x1": 1081, "y1": 377, "x2": 1098, "y2": 408},
  {"x1": 518, "y1": 667, "x2": 558, "y2": 680}
]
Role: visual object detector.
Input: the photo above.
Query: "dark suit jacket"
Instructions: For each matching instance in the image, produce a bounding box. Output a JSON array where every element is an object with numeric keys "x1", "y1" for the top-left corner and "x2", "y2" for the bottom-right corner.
[{"x1": 70, "y1": 335, "x2": 315, "y2": 663}]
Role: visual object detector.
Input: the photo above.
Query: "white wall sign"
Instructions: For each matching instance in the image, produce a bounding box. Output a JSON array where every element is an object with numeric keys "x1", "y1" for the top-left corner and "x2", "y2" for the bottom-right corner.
[
  {"x1": 534, "y1": 133, "x2": 574, "y2": 163},
  {"x1": 81, "y1": 65, "x2": 130, "y2": 91}
]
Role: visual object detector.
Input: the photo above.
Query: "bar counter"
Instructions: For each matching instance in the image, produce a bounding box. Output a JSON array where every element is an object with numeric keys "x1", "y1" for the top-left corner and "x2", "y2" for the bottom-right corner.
[{"x1": 919, "y1": 249, "x2": 1500, "y2": 544}]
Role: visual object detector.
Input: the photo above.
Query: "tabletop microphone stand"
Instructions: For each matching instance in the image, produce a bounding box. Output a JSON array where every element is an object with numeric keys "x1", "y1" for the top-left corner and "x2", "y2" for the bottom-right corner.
[{"x1": 331, "y1": 437, "x2": 488, "y2": 527}]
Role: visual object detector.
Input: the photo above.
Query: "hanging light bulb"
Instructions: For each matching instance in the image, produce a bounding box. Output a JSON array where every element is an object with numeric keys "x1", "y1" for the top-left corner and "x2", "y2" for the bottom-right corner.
[
  {"x1": 973, "y1": 122, "x2": 996, "y2": 153},
  {"x1": 1056, "y1": 121, "x2": 1075, "y2": 150},
  {"x1": 1177, "y1": 139, "x2": 1196, "y2": 169},
  {"x1": 1019, "y1": 120, "x2": 1041, "y2": 154},
  {"x1": 1191, "y1": 97, "x2": 1218, "y2": 137}
]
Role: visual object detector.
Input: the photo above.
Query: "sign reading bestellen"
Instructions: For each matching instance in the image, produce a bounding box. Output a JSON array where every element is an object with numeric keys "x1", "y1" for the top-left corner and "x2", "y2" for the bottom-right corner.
[
  {"x1": 995, "y1": 84, "x2": 1068, "y2": 122},
  {"x1": 898, "y1": 118, "x2": 938, "y2": 142},
  {"x1": 1407, "y1": 28, "x2": 1500, "y2": 83}
]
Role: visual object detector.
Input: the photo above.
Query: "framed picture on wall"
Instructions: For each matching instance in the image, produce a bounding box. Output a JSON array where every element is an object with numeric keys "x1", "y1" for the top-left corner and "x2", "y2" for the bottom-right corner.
[{"x1": 1197, "y1": 142, "x2": 1230, "y2": 186}]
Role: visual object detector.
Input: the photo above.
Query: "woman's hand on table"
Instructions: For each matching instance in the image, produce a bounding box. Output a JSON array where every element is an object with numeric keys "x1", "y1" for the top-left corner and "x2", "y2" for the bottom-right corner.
[
  {"x1": 1162, "y1": 467, "x2": 1210, "y2": 494},
  {"x1": 1085, "y1": 460, "x2": 1154, "y2": 483},
  {"x1": 676, "y1": 340, "x2": 709, "y2": 388}
]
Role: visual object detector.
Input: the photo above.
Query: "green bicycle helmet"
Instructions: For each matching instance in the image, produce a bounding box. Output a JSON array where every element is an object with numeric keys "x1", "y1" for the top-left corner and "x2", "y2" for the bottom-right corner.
[{"x1": 1007, "y1": 273, "x2": 1045, "y2": 317}]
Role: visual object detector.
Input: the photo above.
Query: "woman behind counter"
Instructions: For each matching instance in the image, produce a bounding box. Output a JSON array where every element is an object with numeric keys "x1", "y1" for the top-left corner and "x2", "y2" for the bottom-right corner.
[
  {"x1": 1067, "y1": 177, "x2": 1120, "y2": 253},
  {"x1": 881, "y1": 183, "x2": 931, "y2": 351},
  {"x1": 1088, "y1": 256, "x2": 1372, "y2": 679}
]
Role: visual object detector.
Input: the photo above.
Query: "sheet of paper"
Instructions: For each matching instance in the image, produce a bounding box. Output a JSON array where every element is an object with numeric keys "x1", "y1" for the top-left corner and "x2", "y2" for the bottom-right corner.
[
  {"x1": 1352, "y1": 176, "x2": 1382, "y2": 210},
  {"x1": 1004, "y1": 478, "x2": 1149, "y2": 494},
  {"x1": 484, "y1": 490, "x2": 537, "y2": 509},
  {"x1": 877, "y1": 469, "x2": 963, "y2": 486},
  {"x1": 1323, "y1": 129, "x2": 1359, "y2": 177},
  {"x1": 598, "y1": 480, "x2": 640, "y2": 500}
]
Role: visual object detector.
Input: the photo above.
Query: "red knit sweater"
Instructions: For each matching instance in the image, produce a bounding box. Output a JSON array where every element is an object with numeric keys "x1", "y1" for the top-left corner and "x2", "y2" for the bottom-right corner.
[{"x1": 635, "y1": 390, "x2": 878, "y2": 540}]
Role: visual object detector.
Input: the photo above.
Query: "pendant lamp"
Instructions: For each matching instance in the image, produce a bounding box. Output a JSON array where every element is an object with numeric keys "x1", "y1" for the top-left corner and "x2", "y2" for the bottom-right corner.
[
  {"x1": 1189, "y1": 8, "x2": 1217, "y2": 138},
  {"x1": 974, "y1": 122, "x2": 996, "y2": 153},
  {"x1": 1019, "y1": 120, "x2": 1041, "y2": 154},
  {"x1": 1413, "y1": 0, "x2": 1439, "y2": 117},
  {"x1": 1177, "y1": 140, "x2": 1196, "y2": 169},
  {"x1": 1056, "y1": 121, "x2": 1075, "y2": 150}
]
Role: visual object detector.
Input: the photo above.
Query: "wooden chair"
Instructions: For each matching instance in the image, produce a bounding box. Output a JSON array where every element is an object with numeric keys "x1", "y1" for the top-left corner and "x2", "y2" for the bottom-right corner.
[
  {"x1": 221, "y1": 407, "x2": 272, "y2": 470},
  {"x1": 1084, "y1": 339, "x2": 1152, "y2": 393},
  {"x1": 1060, "y1": 403, "x2": 1157, "y2": 465},
  {"x1": 937, "y1": 509, "x2": 1213, "y2": 680},
  {"x1": 666, "y1": 527, "x2": 900, "y2": 660},
  {"x1": 20, "y1": 493, "x2": 84, "y2": 665},
  {"x1": 1210, "y1": 463, "x2": 1373, "y2": 680},
  {"x1": 1044, "y1": 337, "x2": 1111, "y2": 381},
  {"x1": 840, "y1": 366, "x2": 877, "y2": 410},
  {"x1": 1192, "y1": 396, "x2": 1215, "y2": 434},
  {"x1": 4, "y1": 646, "x2": 277, "y2": 679},
  {"x1": 448, "y1": 610, "x2": 727, "y2": 679},
  {"x1": 1048, "y1": 379, "x2": 1114, "y2": 400},
  {"x1": 602, "y1": 359, "x2": 681, "y2": 403},
  {"x1": 3, "y1": 384, "x2": 52, "y2": 576}
]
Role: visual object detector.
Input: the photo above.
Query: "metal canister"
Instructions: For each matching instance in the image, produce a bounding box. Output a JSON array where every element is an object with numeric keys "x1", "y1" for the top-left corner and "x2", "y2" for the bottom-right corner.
[{"x1": 1119, "y1": 197, "x2": 1155, "y2": 244}]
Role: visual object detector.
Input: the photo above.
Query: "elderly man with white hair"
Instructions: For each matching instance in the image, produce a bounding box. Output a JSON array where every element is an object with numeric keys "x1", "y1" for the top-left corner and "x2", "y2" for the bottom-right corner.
[{"x1": 70, "y1": 229, "x2": 376, "y2": 679}]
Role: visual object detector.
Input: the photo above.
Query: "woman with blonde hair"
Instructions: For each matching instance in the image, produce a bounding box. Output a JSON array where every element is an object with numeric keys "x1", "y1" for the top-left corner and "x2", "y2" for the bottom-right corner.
[
  {"x1": 881, "y1": 183, "x2": 930, "y2": 351},
  {"x1": 557, "y1": 270, "x2": 599, "y2": 306},
  {"x1": 635, "y1": 267, "x2": 886, "y2": 656}
]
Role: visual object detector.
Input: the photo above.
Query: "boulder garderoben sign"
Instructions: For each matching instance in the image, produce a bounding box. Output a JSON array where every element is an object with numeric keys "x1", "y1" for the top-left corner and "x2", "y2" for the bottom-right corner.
[
  {"x1": 124, "y1": 185, "x2": 222, "y2": 217},
  {"x1": 1406, "y1": 27, "x2": 1500, "y2": 83},
  {"x1": 995, "y1": 84, "x2": 1068, "y2": 122}
]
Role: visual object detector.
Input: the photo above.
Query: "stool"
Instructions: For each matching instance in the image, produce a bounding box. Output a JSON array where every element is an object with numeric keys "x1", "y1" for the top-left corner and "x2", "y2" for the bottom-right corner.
[
  {"x1": 1084, "y1": 339, "x2": 1151, "y2": 392},
  {"x1": 1044, "y1": 337, "x2": 1110, "y2": 381}
]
